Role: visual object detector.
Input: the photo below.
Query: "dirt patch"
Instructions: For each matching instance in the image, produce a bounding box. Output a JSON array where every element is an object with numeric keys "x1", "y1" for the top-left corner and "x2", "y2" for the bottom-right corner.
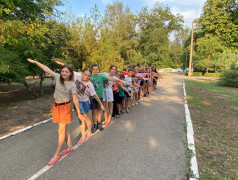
[{"x1": 0, "y1": 80, "x2": 54, "y2": 137}]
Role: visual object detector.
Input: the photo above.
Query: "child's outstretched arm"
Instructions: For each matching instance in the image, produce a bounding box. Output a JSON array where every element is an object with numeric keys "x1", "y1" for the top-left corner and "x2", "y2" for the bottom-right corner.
[{"x1": 27, "y1": 58, "x2": 55, "y2": 77}]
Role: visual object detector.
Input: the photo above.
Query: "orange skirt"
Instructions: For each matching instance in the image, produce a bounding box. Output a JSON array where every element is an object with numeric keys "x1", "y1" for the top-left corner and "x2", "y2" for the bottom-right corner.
[{"x1": 51, "y1": 102, "x2": 73, "y2": 124}]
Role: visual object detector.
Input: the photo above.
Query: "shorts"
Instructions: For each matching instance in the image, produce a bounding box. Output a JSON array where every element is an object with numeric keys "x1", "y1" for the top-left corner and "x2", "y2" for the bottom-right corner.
[
  {"x1": 125, "y1": 91, "x2": 131, "y2": 97},
  {"x1": 90, "y1": 97, "x2": 103, "y2": 110},
  {"x1": 51, "y1": 102, "x2": 72, "y2": 124},
  {"x1": 134, "y1": 88, "x2": 139, "y2": 93},
  {"x1": 118, "y1": 96, "x2": 124, "y2": 104},
  {"x1": 79, "y1": 101, "x2": 90, "y2": 114},
  {"x1": 140, "y1": 80, "x2": 145, "y2": 86},
  {"x1": 103, "y1": 88, "x2": 114, "y2": 102}
]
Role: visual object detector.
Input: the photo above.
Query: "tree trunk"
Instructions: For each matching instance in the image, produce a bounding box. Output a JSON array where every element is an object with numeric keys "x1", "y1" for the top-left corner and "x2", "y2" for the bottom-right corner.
[
  {"x1": 39, "y1": 74, "x2": 44, "y2": 97},
  {"x1": 23, "y1": 81, "x2": 33, "y2": 95}
]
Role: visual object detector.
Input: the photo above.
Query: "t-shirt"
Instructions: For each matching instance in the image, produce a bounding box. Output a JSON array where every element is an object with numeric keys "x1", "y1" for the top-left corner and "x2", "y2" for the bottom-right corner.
[
  {"x1": 90, "y1": 74, "x2": 108, "y2": 98},
  {"x1": 53, "y1": 73, "x2": 77, "y2": 101},
  {"x1": 124, "y1": 75, "x2": 134, "y2": 91},
  {"x1": 136, "y1": 73, "x2": 147, "y2": 86},
  {"x1": 74, "y1": 72, "x2": 96, "y2": 102},
  {"x1": 102, "y1": 72, "x2": 118, "y2": 89},
  {"x1": 118, "y1": 84, "x2": 127, "y2": 97},
  {"x1": 112, "y1": 81, "x2": 121, "y2": 92}
]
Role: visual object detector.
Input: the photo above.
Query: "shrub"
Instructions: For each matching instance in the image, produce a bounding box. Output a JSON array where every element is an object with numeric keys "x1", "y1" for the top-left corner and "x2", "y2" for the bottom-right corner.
[
  {"x1": 192, "y1": 72, "x2": 203, "y2": 76},
  {"x1": 219, "y1": 60, "x2": 238, "y2": 87},
  {"x1": 204, "y1": 73, "x2": 220, "y2": 77}
]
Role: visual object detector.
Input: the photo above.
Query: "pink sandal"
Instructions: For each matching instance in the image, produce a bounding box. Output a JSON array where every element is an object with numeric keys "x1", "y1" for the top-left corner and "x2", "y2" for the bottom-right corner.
[
  {"x1": 60, "y1": 148, "x2": 74, "y2": 156},
  {"x1": 77, "y1": 138, "x2": 86, "y2": 146},
  {"x1": 85, "y1": 133, "x2": 92, "y2": 141},
  {"x1": 47, "y1": 156, "x2": 62, "y2": 166}
]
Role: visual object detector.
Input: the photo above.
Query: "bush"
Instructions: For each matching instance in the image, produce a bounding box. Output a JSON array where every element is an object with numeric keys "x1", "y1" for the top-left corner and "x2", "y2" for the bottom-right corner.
[
  {"x1": 192, "y1": 72, "x2": 203, "y2": 76},
  {"x1": 204, "y1": 73, "x2": 220, "y2": 77},
  {"x1": 219, "y1": 61, "x2": 238, "y2": 87}
]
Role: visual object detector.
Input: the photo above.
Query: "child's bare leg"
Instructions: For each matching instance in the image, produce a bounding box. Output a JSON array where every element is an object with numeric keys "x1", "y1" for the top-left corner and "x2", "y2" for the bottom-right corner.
[
  {"x1": 108, "y1": 102, "x2": 113, "y2": 122},
  {"x1": 84, "y1": 113, "x2": 92, "y2": 136},
  {"x1": 103, "y1": 101, "x2": 108, "y2": 122},
  {"x1": 65, "y1": 125, "x2": 72, "y2": 150},
  {"x1": 54, "y1": 123, "x2": 66, "y2": 157}
]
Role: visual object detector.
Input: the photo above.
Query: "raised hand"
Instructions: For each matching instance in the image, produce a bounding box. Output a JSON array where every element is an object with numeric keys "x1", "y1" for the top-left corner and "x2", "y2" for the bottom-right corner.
[{"x1": 27, "y1": 58, "x2": 36, "y2": 63}]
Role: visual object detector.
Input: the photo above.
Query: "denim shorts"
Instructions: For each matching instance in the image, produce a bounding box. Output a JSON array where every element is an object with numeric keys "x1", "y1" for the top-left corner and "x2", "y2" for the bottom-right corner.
[{"x1": 74, "y1": 101, "x2": 90, "y2": 114}]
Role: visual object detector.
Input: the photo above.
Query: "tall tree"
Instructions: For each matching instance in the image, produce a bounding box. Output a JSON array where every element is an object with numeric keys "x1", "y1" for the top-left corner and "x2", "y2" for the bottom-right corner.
[
  {"x1": 137, "y1": 3, "x2": 183, "y2": 67},
  {"x1": 198, "y1": 0, "x2": 238, "y2": 49}
]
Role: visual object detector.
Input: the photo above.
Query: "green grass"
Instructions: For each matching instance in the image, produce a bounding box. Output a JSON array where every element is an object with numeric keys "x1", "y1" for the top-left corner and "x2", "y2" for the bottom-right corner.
[{"x1": 185, "y1": 79, "x2": 238, "y2": 180}]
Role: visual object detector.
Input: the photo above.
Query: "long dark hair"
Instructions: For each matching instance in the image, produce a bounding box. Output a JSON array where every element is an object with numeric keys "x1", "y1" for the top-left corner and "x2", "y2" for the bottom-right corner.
[
  {"x1": 110, "y1": 65, "x2": 117, "y2": 70},
  {"x1": 60, "y1": 64, "x2": 74, "y2": 85}
]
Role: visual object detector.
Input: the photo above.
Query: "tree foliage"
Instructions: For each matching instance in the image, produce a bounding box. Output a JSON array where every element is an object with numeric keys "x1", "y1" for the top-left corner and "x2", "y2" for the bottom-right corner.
[
  {"x1": 198, "y1": 0, "x2": 238, "y2": 49},
  {"x1": 220, "y1": 60, "x2": 238, "y2": 87}
]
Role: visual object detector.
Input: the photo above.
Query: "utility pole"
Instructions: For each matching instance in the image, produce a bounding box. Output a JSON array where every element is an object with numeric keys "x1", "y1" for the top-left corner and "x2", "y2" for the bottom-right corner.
[{"x1": 188, "y1": 21, "x2": 194, "y2": 79}]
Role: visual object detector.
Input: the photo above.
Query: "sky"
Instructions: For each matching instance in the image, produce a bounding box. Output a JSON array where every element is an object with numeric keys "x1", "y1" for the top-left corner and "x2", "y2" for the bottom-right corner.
[{"x1": 57, "y1": 0, "x2": 206, "y2": 29}]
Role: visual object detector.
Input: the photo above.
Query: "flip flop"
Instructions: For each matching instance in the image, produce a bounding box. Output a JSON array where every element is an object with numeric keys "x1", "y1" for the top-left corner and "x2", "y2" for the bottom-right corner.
[
  {"x1": 102, "y1": 121, "x2": 108, "y2": 125},
  {"x1": 60, "y1": 148, "x2": 74, "y2": 156},
  {"x1": 103, "y1": 121, "x2": 110, "y2": 126},
  {"x1": 47, "y1": 156, "x2": 62, "y2": 166},
  {"x1": 77, "y1": 138, "x2": 86, "y2": 146},
  {"x1": 85, "y1": 133, "x2": 92, "y2": 141}
]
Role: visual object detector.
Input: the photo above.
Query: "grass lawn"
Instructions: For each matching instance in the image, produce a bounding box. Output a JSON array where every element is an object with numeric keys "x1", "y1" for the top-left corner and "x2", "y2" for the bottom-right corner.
[{"x1": 185, "y1": 79, "x2": 238, "y2": 180}]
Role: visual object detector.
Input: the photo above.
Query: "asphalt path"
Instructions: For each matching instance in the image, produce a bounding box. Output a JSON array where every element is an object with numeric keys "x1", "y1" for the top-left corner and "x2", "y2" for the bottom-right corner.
[{"x1": 0, "y1": 73, "x2": 187, "y2": 180}]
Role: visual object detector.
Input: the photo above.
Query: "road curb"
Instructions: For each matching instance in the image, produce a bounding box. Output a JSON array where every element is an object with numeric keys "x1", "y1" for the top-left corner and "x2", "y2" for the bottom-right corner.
[
  {"x1": 183, "y1": 80, "x2": 199, "y2": 179},
  {"x1": 0, "y1": 118, "x2": 52, "y2": 140}
]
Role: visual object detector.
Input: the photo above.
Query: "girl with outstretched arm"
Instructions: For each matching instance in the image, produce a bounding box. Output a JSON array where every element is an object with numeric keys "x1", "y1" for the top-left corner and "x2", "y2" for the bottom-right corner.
[{"x1": 27, "y1": 58, "x2": 85, "y2": 166}]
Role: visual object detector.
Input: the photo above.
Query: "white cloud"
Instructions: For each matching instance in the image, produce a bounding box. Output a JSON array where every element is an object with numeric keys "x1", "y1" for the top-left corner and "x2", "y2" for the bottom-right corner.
[
  {"x1": 143, "y1": 0, "x2": 206, "y2": 28},
  {"x1": 100, "y1": 0, "x2": 113, "y2": 5}
]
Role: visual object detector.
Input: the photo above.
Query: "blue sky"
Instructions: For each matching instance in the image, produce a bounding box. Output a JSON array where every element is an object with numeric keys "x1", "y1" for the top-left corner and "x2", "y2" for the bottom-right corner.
[{"x1": 58, "y1": 0, "x2": 206, "y2": 28}]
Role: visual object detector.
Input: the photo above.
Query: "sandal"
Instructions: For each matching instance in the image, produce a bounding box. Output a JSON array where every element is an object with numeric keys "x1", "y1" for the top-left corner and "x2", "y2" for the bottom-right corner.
[
  {"x1": 116, "y1": 115, "x2": 120, "y2": 118},
  {"x1": 47, "y1": 156, "x2": 62, "y2": 166},
  {"x1": 85, "y1": 133, "x2": 92, "y2": 141},
  {"x1": 61, "y1": 148, "x2": 74, "y2": 156},
  {"x1": 102, "y1": 121, "x2": 108, "y2": 125},
  {"x1": 77, "y1": 138, "x2": 86, "y2": 146},
  {"x1": 104, "y1": 121, "x2": 110, "y2": 126}
]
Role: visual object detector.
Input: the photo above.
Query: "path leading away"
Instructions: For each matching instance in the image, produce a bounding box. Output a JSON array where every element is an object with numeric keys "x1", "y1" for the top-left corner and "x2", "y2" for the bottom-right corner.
[{"x1": 0, "y1": 73, "x2": 187, "y2": 180}]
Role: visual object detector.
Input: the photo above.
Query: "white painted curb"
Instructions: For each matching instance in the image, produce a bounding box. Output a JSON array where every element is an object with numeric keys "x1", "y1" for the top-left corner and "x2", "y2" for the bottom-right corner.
[
  {"x1": 0, "y1": 118, "x2": 52, "y2": 140},
  {"x1": 183, "y1": 80, "x2": 199, "y2": 179},
  {"x1": 0, "y1": 110, "x2": 76, "y2": 140}
]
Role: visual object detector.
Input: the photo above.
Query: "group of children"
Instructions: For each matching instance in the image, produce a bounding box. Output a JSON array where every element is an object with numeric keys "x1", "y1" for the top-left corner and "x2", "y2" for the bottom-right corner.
[{"x1": 27, "y1": 58, "x2": 162, "y2": 166}]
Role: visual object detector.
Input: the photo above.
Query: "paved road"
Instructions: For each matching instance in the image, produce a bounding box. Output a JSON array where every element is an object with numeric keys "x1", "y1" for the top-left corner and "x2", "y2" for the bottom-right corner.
[{"x1": 0, "y1": 73, "x2": 187, "y2": 180}]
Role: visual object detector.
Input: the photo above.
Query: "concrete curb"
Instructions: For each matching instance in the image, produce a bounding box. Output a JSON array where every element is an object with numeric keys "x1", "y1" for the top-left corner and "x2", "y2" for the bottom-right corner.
[
  {"x1": 0, "y1": 118, "x2": 52, "y2": 140},
  {"x1": 183, "y1": 80, "x2": 199, "y2": 179}
]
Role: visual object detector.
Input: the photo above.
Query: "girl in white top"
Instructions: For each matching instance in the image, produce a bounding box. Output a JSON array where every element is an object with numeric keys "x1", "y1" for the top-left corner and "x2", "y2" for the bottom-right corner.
[
  {"x1": 27, "y1": 58, "x2": 85, "y2": 166},
  {"x1": 101, "y1": 65, "x2": 129, "y2": 125},
  {"x1": 74, "y1": 68, "x2": 105, "y2": 145}
]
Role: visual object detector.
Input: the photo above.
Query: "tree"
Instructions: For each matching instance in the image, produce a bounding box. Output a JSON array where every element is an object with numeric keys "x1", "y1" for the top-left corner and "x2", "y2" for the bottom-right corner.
[
  {"x1": 0, "y1": 0, "x2": 62, "y2": 21},
  {"x1": 194, "y1": 34, "x2": 223, "y2": 72},
  {"x1": 170, "y1": 27, "x2": 190, "y2": 68},
  {"x1": 198, "y1": 0, "x2": 238, "y2": 49},
  {"x1": 137, "y1": 3, "x2": 183, "y2": 67},
  {"x1": 215, "y1": 50, "x2": 238, "y2": 71}
]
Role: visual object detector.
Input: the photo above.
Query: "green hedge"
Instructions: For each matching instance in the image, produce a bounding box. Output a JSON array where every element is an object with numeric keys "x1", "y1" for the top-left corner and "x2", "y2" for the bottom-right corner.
[
  {"x1": 192, "y1": 72, "x2": 203, "y2": 76},
  {"x1": 219, "y1": 61, "x2": 238, "y2": 87},
  {"x1": 204, "y1": 73, "x2": 220, "y2": 77}
]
